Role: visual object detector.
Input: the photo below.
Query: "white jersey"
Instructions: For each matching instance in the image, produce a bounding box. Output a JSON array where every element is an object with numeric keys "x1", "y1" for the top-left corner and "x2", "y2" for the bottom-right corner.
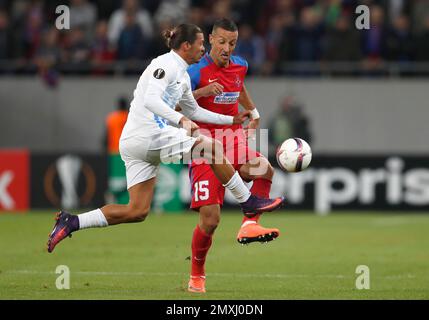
[
  {"x1": 118, "y1": 50, "x2": 236, "y2": 188},
  {"x1": 121, "y1": 50, "x2": 233, "y2": 140}
]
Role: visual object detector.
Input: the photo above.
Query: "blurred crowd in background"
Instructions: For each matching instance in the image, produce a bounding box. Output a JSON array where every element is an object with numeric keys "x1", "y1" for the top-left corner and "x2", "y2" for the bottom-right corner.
[{"x1": 0, "y1": 0, "x2": 429, "y2": 77}]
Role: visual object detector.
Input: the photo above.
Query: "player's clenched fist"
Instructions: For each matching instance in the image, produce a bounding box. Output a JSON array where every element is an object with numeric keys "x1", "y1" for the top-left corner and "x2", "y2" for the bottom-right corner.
[
  {"x1": 232, "y1": 110, "x2": 251, "y2": 124},
  {"x1": 179, "y1": 116, "x2": 200, "y2": 136},
  {"x1": 199, "y1": 82, "x2": 224, "y2": 97},
  {"x1": 244, "y1": 117, "x2": 259, "y2": 140}
]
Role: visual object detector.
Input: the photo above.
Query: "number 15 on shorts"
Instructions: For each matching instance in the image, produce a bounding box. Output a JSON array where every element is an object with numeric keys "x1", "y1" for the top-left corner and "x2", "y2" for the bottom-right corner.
[{"x1": 194, "y1": 180, "x2": 209, "y2": 201}]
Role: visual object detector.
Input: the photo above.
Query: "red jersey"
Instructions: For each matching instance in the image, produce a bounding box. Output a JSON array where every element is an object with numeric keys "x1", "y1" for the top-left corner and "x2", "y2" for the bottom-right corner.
[
  {"x1": 187, "y1": 54, "x2": 261, "y2": 208},
  {"x1": 187, "y1": 53, "x2": 248, "y2": 137}
]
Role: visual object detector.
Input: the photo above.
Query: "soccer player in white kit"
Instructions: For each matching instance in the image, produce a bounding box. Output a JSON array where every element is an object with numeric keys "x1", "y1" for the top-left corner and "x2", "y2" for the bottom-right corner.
[{"x1": 47, "y1": 24, "x2": 285, "y2": 254}]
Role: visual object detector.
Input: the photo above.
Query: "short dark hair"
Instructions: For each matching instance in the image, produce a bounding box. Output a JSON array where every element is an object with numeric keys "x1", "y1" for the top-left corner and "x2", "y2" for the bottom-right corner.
[
  {"x1": 162, "y1": 24, "x2": 203, "y2": 50},
  {"x1": 212, "y1": 18, "x2": 238, "y2": 33}
]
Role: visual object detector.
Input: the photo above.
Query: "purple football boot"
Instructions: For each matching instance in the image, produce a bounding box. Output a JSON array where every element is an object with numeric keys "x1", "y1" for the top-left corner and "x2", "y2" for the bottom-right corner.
[
  {"x1": 47, "y1": 211, "x2": 79, "y2": 253},
  {"x1": 240, "y1": 194, "x2": 286, "y2": 217}
]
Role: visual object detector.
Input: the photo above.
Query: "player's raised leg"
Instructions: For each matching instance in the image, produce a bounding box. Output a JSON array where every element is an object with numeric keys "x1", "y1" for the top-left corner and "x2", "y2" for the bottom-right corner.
[
  {"x1": 47, "y1": 177, "x2": 157, "y2": 253},
  {"x1": 236, "y1": 156, "x2": 280, "y2": 244},
  {"x1": 191, "y1": 135, "x2": 285, "y2": 216}
]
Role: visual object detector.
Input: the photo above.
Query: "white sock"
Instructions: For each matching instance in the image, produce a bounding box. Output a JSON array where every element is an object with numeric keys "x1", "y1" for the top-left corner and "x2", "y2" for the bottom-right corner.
[
  {"x1": 223, "y1": 172, "x2": 251, "y2": 203},
  {"x1": 78, "y1": 208, "x2": 108, "y2": 230}
]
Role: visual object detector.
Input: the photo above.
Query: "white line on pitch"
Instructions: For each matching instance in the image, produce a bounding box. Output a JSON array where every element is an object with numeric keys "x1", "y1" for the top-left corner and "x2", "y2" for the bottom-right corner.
[{"x1": 4, "y1": 270, "x2": 416, "y2": 279}]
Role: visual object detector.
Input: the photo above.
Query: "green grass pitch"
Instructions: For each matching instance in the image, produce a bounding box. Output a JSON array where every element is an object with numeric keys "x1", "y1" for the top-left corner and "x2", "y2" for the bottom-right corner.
[{"x1": 0, "y1": 210, "x2": 428, "y2": 300}]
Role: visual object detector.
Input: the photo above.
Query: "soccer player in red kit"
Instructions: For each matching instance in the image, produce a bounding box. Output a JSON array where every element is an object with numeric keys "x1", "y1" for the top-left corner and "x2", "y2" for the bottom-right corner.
[{"x1": 186, "y1": 19, "x2": 281, "y2": 293}]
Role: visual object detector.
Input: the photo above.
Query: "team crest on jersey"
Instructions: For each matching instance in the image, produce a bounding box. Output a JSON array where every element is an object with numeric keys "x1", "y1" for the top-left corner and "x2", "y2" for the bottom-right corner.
[
  {"x1": 153, "y1": 68, "x2": 165, "y2": 79},
  {"x1": 214, "y1": 92, "x2": 240, "y2": 104},
  {"x1": 235, "y1": 75, "x2": 242, "y2": 87}
]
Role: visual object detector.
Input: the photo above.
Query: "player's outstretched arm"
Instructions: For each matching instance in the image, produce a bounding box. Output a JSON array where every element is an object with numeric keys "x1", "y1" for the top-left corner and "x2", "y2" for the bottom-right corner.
[
  {"x1": 185, "y1": 102, "x2": 250, "y2": 125},
  {"x1": 179, "y1": 84, "x2": 249, "y2": 125},
  {"x1": 145, "y1": 93, "x2": 184, "y2": 125}
]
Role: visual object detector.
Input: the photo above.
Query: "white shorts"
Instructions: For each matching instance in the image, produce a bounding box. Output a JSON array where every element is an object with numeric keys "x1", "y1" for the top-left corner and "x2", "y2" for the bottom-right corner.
[{"x1": 119, "y1": 126, "x2": 196, "y2": 189}]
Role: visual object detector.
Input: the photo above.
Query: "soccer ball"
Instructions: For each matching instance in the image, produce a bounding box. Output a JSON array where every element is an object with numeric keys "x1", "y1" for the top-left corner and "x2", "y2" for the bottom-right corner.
[{"x1": 276, "y1": 138, "x2": 312, "y2": 173}]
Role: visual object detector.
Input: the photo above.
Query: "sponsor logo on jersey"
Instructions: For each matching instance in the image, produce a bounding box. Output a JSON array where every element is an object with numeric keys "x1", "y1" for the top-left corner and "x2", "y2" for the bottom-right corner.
[{"x1": 213, "y1": 92, "x2": 240, "y2": 104}]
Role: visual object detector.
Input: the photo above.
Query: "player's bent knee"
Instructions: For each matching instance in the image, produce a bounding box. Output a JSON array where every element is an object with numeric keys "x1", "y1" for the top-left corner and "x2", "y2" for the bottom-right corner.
[
  {"x1": 201, "y1": 221, "x2": 218, "y2": 235},
  {"x1": 194, "y1": 136, "x2": 214, "y2": 162},
  {"x1": 134, "y1": 212, "x2": 149, "y2": 222},
  {"x1": 127, "y1": 205, "x2": 149, "y2": 222},
  {"x1": 202, "y1": 217, "x2": 219, "y2": 234},
  {"x1": 253, "y1": 157, "x2": 274, "y2": 180},
  {"x1": 197, "y1": 135, "x2": 211, "y2": 148},
  {"x1": 266, "y1": 161, "x2": 275, "y2": 179}
]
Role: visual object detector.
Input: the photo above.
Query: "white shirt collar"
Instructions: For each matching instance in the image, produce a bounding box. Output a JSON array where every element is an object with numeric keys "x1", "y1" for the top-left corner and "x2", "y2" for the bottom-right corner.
[{"x1": 171, "y1": 50, "x2": 189, "y2": 70}]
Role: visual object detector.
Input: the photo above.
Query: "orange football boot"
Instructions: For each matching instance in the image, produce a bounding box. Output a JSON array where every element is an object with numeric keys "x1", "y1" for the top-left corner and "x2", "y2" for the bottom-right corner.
[
  {"x1": 237, "y1": 221, "x2": 280, "y2": 245},
  {"x1": 188, "y1": 276, "x2": 206, "y2": 293}
]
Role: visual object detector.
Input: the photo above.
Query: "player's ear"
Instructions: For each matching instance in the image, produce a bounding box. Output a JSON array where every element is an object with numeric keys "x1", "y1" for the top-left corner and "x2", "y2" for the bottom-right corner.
[
  {"x1": 209, "y1": 33, "x2": 214, "y2": 45},
  {"x1": 182, "y1": 41, "x2": 191, "y2": 51}
]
